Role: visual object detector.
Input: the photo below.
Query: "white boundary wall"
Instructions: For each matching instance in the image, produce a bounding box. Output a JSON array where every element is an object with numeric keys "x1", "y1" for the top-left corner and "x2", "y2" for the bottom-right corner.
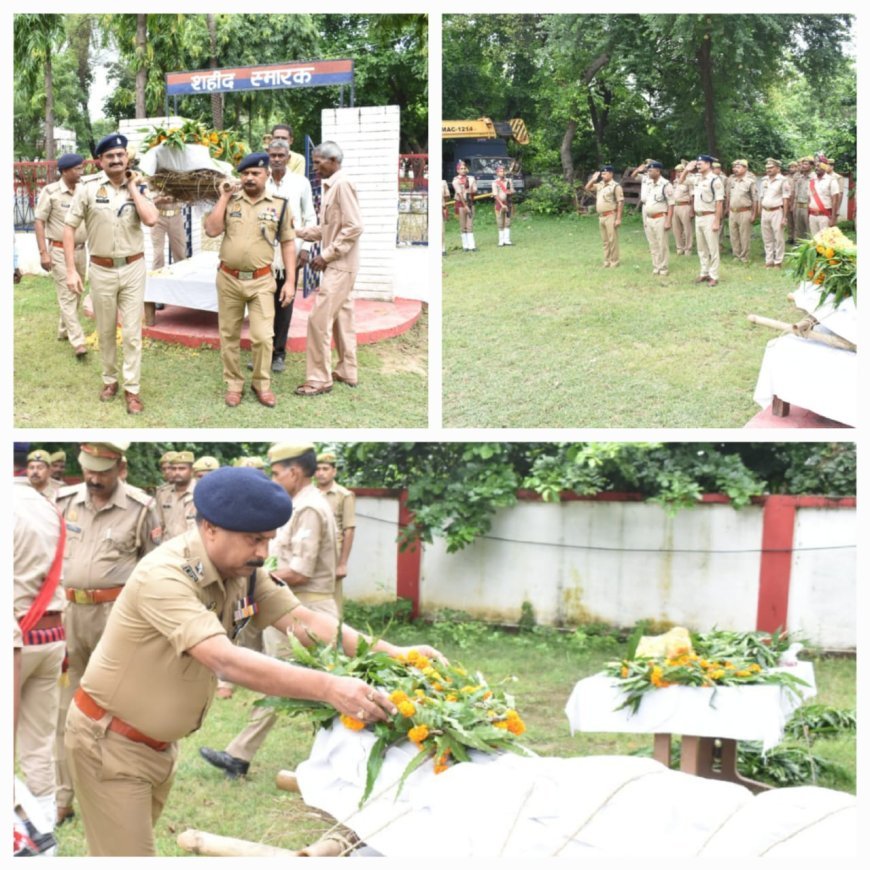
[
  {"x1": 321, "y1": 106, "x2": 400, "y2": 301},
  {"x1": 348, "y1": 496, "x2": 856, "y2": 649}
]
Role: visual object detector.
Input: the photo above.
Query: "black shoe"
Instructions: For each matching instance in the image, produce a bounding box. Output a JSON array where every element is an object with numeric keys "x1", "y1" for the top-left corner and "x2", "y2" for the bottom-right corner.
[
  {"x1": 271, "y1": 356, "x2": 285, "y2": 373},
  {"x1": 246, "y1": 360, "x2": 254, "y2": 371},
  {"x1": 199, "y1": 746, "x2": 250, "y2": 778}
]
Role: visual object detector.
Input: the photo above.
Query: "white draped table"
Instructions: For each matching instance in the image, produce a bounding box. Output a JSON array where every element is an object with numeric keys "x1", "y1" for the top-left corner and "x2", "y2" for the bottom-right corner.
[{"x1": 145, "y1": 251, "x2": 221, "y2": 312}]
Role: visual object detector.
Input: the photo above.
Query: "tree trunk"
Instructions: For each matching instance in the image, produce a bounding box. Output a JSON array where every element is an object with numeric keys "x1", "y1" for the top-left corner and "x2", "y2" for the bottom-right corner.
[
  {"x1": 44, "y1": 57, "x2": 55, "y2": 163},
  {"x1": 560, "y1": 119, "x2": 578, "y2": 184},
  {"x1": 135, "y1": 14, "x2": 147, "y2": 118},
  {"x1": 696, "y1": 29, "x2": 718, "y2": 157},
  {"x1": 207, "y1": 14, "x2": 223, "y2": 129}
]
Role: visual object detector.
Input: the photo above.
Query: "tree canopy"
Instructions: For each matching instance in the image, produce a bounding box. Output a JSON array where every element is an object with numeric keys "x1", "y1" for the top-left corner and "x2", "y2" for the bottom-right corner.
[{"x1": 14, "y1": 13, "x2": 427, "y2": 159}]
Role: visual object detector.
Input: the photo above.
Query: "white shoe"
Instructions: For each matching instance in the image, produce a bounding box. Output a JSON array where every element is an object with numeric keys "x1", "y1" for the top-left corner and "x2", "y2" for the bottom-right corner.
[
  {"x1": 468, "y1": 233, "x2": 477, "y2": 251},
  {"x1": 504, "y1": 229, "x2": 513, "y2": 246}
]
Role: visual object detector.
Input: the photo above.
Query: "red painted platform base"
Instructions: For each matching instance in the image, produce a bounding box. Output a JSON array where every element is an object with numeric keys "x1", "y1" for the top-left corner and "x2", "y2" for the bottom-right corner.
[
  {"x1": 745, "y1": 403, "x2": 851, "y2": 429},
  {"x1": 85, "y1": 294, "x2": 422, "y2": 352}
]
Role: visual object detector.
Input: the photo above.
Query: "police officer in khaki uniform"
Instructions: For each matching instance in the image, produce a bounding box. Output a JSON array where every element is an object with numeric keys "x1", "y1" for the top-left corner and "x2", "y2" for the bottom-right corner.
[
  {"x1": 150, "y1": 196, "x2": 187, "y2": 270},
  {"x1": 725, "y1": 159, "x2": 758, "y2": 263},
  {"x1": 584, "y1": 164, "x2": 624, "y2": 268},
  {"x1": 26, "y1": 450, "x2": 61, "y2": 502},
  {"x1": 315, "y1": 451, "x2": 356, "y2": 615},
  {"x1": 14, "y1": 483, "x2": 66, "y2": 829},
  {"x1": 825, "y1": 156, "x2": 846, "y2": 223},
  {"x1": 64, "y1": 133, "x2": 158, "y2": 415},
  {"x1": 793, "y1": 157, "x2": 813, "y2": 241},
  {"x1": 54, "y1": 442, "x2": 161, "y2": 826},
  {"x1": 65, "y1": 467, "x2": 442, "y2": 855},
  {"x1": 680, "y1": 155, "x2": 724, "y2": 286},
  {"x1": 49, "y1": 451, "x2": 67, "y2": 483},
  {"x1": 204, "y1": 152, "x2": 296, "y2": 409},
  {"x1": 759, "y1": 158, "x2": 791, "y2": 268},
  {"x1": 441, "y1": 178, "x2": 450, "y2": 254},
  {"x1": 34, "y1": 153, "x2": 89, "y2": 359},
  {"x1": 493, "y1": 163, "x2": 515, "y2": 247},
  {"x1": 192, "y1": 456, "x2": 221, "y2": 478},
  {"x1": 199, "y1": 443, "x2": 340, "y2": 776},
  {"x1": 452, "y1": 160, "x2": 477, "y2": 252},
  {"x1": 155, "y1": 450, "x2": 197, "y2": 540},
  {"x1": 670, "y1": 162, "x2": 694, "y2": 256},
  {"x1": 808, "y1": 153, "x2": 840, "y2": 235},
  {"x1": 637, "y1": 161, "x2": 674, "y2": 276}
]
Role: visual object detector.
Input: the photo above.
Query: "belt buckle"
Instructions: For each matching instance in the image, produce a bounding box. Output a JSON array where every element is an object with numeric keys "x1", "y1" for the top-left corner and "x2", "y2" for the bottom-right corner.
[
  {"x1": 112, "y1": 257, "x2": 126, "y2": 268},
  {"x1": 239, "y1": 269, "x2": 254, "y2": 280},
  {"x1": 73, "y1": 589, "x2": 92, "y2": 604}
]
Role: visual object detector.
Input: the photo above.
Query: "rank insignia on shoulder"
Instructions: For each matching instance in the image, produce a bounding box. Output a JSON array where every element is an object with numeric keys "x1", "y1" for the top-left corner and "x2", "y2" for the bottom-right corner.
[
  {"x1": 269, "y1": 572, "x2": 287, "y2": 589},
  {"x1": 182, "y1": 561, "x2": 205, "y2": 583}
]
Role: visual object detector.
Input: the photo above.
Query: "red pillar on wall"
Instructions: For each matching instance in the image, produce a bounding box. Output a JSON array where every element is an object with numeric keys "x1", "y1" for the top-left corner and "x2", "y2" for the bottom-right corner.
[
  {"x1": 756, "y1": 496, "x2": 798, "y2": 633},
  {"x1": 396, "y1": 489, "x2": 422, "y2": 618}
]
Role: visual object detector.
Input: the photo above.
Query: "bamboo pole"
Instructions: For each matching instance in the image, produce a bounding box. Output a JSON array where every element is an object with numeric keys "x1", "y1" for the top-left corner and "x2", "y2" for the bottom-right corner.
[
  {"x1": 747, "y1": 314, "x2": 856, "y2": 351},
  {"x1": 276, "y1": 769, "x2": 301, "y2": 792},
  {"x1": 176, "y1": 829, "x2": 302, "y2": 857}
]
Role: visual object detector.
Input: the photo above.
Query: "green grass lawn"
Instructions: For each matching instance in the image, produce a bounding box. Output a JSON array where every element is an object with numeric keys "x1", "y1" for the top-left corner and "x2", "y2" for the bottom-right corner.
[
  {"x1": 443, "y1": 209, "x2": 802, "y2": 428},
  {"x1": 51, "y1": 618, "x2": 855, "y2": 856},
  {"x1": 14, "y1": 276, "x2": 427, "y2": 429}
]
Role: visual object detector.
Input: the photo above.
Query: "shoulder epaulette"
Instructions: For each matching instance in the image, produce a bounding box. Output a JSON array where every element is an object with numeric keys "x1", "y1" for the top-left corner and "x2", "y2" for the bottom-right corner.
[{"x1": 124, "y1": 483, "x2": 156, "y2": 508}]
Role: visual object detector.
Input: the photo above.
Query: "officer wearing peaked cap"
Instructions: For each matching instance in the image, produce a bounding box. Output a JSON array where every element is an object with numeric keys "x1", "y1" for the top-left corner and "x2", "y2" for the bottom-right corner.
[
  {"x1": 49, "y1": 450, "x2": 67, "y2": 482},
  {"x1": 584, "y1": 164, "x2": 624, "y2": 268},
  {"x1": 204, "y1": 152, "x2": 296, "y2": 410},
  {"x1": 316, "y1": 451, "x2": 356, "y2": 616},
  {"x1": 156, "y1": 451, "x2": 197, "y2": 541},
  {"x1": 679, "y1": 155, "x2": 724, "y2": 285},
  {"x1": 64, "y1": 466, "x2": 444, "y2": 855},
  {"x1": 192, "y1": 456, "x2": 221, "y2": 478},
  {"x1": 25, "y1": 450, "x2": 60, "y2": 502},
  {"x1": 759, "y1": 158, "x2": 791, "y2": 268},
  {"x1": 64, "y1": 133, "x2": 158, "y2": 415}
]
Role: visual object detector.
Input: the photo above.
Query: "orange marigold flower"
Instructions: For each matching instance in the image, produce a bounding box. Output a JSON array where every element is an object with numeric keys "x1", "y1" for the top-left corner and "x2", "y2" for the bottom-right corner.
[
  {"x1": 340, "y1": 715, "x2": 367, "y2": 731},
  {"x1": 507, "y1": 717, "x2": 526, "y2": 735},
  {"x1": 406, "y1": 649, "x2": 420, "y2": 662},
  {"x1": 434, "y1": 750, "x2": 451, "y2": 774},
  {"x1": 494, "y1": 720, "x2": 509, "y2": 730},
  {"x1": 482, "y1": 690, "x2": 492, "y2": 700},
  {"x1": 432, "y1": 683, "x2": 443, "y2": 692},
  {"x1": 414, "y1": 655, "x2": 432, "y2": 670},
  {"x1": 397, "y1": 700, "x2": 416, "y2": 717},
  {"x1": 446, "y1": 694, "x2": 458, "y2": 702},
  {"x1": 407, "y1": 724, "x2": 429, "y2": 745},
  {"x1": 620, "y1": 666, "x2": 629, "y2": 678},
  {"x1": 389, "y1": 690, "x2": 410, "y2": 705}
]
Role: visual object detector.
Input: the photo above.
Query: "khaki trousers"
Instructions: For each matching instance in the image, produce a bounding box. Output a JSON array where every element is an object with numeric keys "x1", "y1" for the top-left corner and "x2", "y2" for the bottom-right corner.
[
  {"x1": 695, "y1": 213, "x2": 720, "y2": 280},
  {"x1": 495, "y1": 207, "x2": 511, "y2": 229},
  {"x1": 226, "y1": 598, "x2": 339, "y2": 763},
  {"x1": 55, "y1": 601, "x2": 115, "y2": 809},
  {"x1": 457, "y1": 206, "x2": 474, "y2": 232},
  {"x1": 216, "y1": 270, "x2": 276, "y2": 393},
  {"x1": 761, "y1": 208, "x2": 785, "y2": 265},
  {"x1": 672, "y1": 204, "x2": 693, "y2": 253},
  {"x1": 809, "y1": 213, "x2": 831, "y2": 238},
  {"x1": 794, "y1": 204, "x2": 809, "y2": 241},
  {"x1": 151, "y1": 212, "x2": 186, "y2": 270},
  {"x1": 729, "y1": 210, "x2": 753, "y2": 262},
  {"x1": 18, "y1": 641, "x2": 64, "y2": 798},
  {"x1": 65, "y1": 702, "x2": 178, "y2": 856},
  {"x1": 598, "y1": 213, "x2": 619, "y2": 266},
  {"x1": 51, "y1": 247, "x2": 87, "y2": 347},
  {"x1": 305, "y1": 268, "x2": 358, "y2": 388},
  {"x1": 643, "y1": 213, "x2": 669, "y2": 273},
  {"x1": 89, "y1": 258, "x2": 146, "y2": 394}
]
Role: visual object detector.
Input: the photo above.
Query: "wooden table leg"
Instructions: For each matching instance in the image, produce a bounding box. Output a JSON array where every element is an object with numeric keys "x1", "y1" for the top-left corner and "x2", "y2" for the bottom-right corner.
[
  {"x1": 144, "y1": 302, "x2": 156, "y2": 326},
  {"x1": 772, "y1": 395, "x2": 791, "y2": 417},
  {"x1": 679, "y1": 737, "x2": 770, "y2": 793},
  {"x1": 653, "y1": 733, "x2": 672, "y2": 767}
]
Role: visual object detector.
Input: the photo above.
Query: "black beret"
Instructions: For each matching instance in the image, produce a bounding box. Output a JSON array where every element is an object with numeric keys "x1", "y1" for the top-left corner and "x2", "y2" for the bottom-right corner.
[
  {"x1": 237, "y1": 152, "x2": 270, "y2": 172},
  {"x1": 696, "y1": 154, "x2": 715, "y2": 165},
  {"x1": 194, "y1": 467, "x2": 292, "y2": 532},
  {"x1": 648, "y1": 160, "x2": 664, "y2": 170},
  {"x1": 94, "y1": 133, "x2": 128, "y2": 157},
  {"x1": 58, "y1": 153, "x2": 84, "y2": 172},
  {"x1": 601, "y1": 164, "x2": 615, "y2": 173}
]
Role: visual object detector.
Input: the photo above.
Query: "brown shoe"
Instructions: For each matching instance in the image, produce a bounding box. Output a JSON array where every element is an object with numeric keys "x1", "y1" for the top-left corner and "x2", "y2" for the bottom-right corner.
[
  {"x1": 124, "y1": 391, "x2": 144, "y2": 414},
  {"x1": 694, "y1": 275, "x2": 710, "y2": 284},
  {"x1": 332, "y1": 371, "x2": 358, "y2": 388},
  {"x1": 251, "y1": 386, "x2": 277, "y2": 408},
  {"x1": 99, "y1": 382, "x2": 119, "y2": 402},
  {"x1": 707, "y1": 279, "x2": 719, "y2": 287},
  {"x1": 225, "y1": 390, "x2": 243, "y2": 407},
  {"x1": 295, "y1": 382, "x2": 333, "y2": 397},
  {"x1": 74, "y1": 346, "x2": 88, "y2": 360},
  {"x1": 56, "y1": 806, "x2": 75, "y2": 827}
]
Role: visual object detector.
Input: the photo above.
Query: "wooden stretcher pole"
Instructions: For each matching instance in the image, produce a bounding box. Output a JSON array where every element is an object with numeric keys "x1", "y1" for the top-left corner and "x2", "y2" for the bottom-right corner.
[{"x1": 747, "y1": 314, "x2": 856, "y2": 351}]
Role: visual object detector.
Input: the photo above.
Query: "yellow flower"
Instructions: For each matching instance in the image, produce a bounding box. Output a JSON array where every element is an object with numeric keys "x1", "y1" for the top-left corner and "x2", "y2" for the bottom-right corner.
[
  {"x1": 406, "y1": 649, "x2": 421, "y2": 663},
  {"x1": 494, "y1": 720, "x2": 509, "y2": 730},
  {"x1": 507, "y1": 717, "x2": 526, "y2": 736},
  {"x1": 407, "y1": 724, "x2": 429, "y2": 746},
  {"x1": 620, "y1": 666, "x2": 629, "y2": 678},
  {"x1": 340, "y1": 714, "x2": 366, "y2": 731},
  {"x1": 397, "y1": 700, "x2": 416, "y2": 717},
  {"x1": 389, "y1": 690, "x2": 409, "y2": 705},
  {"x1": 446, "y1": 694, "x2": 458, "y2": 702},
  {"x1": 434, "y1": 750, "x2": 451, "y2": 774}
]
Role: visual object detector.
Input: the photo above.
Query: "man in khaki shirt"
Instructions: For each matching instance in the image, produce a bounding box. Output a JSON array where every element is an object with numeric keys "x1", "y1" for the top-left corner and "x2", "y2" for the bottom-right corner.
[
  {"x1": 316, "y1": 450, "x2": 356, "y2": 615},
  {"x1": 793, "y1": 157, "x2": 813, "y2": 241},
  {"x1": 49, "y1": 451, "x2": 67, "y2": 483},
  {"x1": 584, "y1": 164, "x2": 624, "y2": 268},
  {"x1": 670, "y1": 162, "x2": 694, "y2": 256},
  {"x1": 54, "y1": 441, "x2": 161, "y2": 825},
  {"x1": 204, "y1": 152, "x2": 296, "y2": 409},
  {"x1": 155, "y1": 450, "x2": 196, "y2": 540},
  {"x1": 64, "y1": 133, "x2": 158, "y2": 415},
  {"x1": 34, "y1": 153, "x2": 89, "y2": 359},
  {"x1": 452, "y1": 160, "x2": 478, "y2": 251},
  {"x1": 809, "y1": 154, "x2": 840, "y2": 235},
  {"x1": 14, "y1": 483, "x2": 66, "y2": 828},
  {"x1": 635, "y1": 161, "x2": 674, "y2": 276},
  {"x1": 679, "y1": 155, "x2": 725, "y2": 286},
  {"x1": 26, "y1": 450, "x2": 61, "y2": 502},
  {"x1": 200, "y1": 442, "x2": 340, "y2": 776},
  {"x1": 295, "y1": 142, "x2": 364, "y2": 396},
  {"x1": 65, "y1": 466, "x2": 441, "y2": 855},
  {"x1": 759, "y1": 158, "x2": 791, "y2": 268},
  {"x1": 725, "y1": 159, "x2": 758, "y2": 264}
]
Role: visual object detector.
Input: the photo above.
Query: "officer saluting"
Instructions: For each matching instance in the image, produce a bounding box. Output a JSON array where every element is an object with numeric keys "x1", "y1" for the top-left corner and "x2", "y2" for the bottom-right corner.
[
  {"x1": 204, "y1": 152, "x2": 296, "y2": 409},
  {"x1": 63, "y1": 133, "x2": 158, "y2": 414},
  {"x1": 63, "y1": 467, "x2": 444, "y2": 856}
]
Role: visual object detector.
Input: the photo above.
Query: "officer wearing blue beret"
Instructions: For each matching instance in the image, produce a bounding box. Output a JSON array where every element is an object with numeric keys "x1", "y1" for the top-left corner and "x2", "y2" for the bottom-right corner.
[
  {"x1": 204, "y1": 152, "x2": 296, "y2": 409},
  {"x1": 65, "y1": 465, "x2": 445, "y2": 855},
  {"x1": 584, "y1": 163, "x2": 625, "y2": 267},
  {"x1": 678, "y1": 155, "x2": 724, "y2": 285},
  {"x1": 63, "y1": 132, "x2": 159, "y2": 414},
  {"x1": 35, "y1": 153, "x2": 89, "y2": 359}
]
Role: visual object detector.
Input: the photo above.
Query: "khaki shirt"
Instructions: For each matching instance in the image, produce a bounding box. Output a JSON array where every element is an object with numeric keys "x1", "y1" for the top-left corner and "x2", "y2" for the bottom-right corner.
[
  {"x1": 80, "y1": 527, "x2": 301, "y2": 742},
  {"x1": 452, "y1": 174, "x2": 477, "y2": 207},
  {"x1": 306, "y1": 171, "x2": 364, "y2": 274},
  {"x1": 321, "y1": 481, "x2": 356, "y2": 547},
  {"x1": 493, "y1": 177, "x2": 515, "y2": 210},
  {"x1": 14, "y1": 483, "x2": 66, "y2": 620},
  {"x1": 642, "y1": 177, "x2": 674, "y2": 216},
  {"x1": 808, "y1": 174, "x2": 839, "y2": 211},
  {"x1": 829, "y1": 171, "x2": 847, "y2": 196},
  {"x1": 760, "y1": 173, "x2": 791, "y2": 209},
  {"x1": 591, "y1": 180, "x2": 624, "y2": 214},
  {"x1": 672, "y1": 178, "x2": 693, "y2": 205},
  {"x1": 689, "y1": 172, "x2": 724, "y2": 212},
  {"x1": 35, "y1": 179, "x2": 88, "y2": 245},
  {"x1": 65, "y1": 170, "x2": 151, "y2": 258},
  {"x1": 58, "y1": 482, "x2": 161, "y2": 589},
  {"x1": 156, "y1": 481, "x2": 197, "y2": 541},
  {"x1": 792, "y1": 173, "x2": 811, "y2": 205},
  {"x1": 217, "y1": 190, "x2": 295, "y2": 271},
  {"x1": 727, "y1": 175, "x2": 757, "y2": 211},
  {"x1": 271, "y1": 483, "x2": 338, "y2": 598}
]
